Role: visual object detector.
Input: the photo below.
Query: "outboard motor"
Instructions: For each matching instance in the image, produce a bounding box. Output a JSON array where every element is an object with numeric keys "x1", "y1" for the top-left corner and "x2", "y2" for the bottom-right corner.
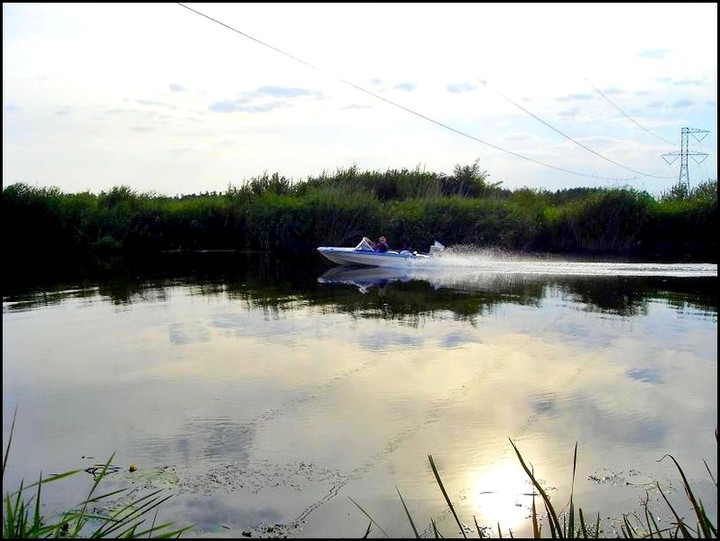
[{"x1": 429, "y1": 241, "x2": 445, "y2": 256}]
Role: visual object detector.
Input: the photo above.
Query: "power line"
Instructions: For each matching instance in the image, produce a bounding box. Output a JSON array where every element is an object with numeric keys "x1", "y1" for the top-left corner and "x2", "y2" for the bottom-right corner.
[
  {"x1": 177, "y1": 3, "x2": 670, "y2": 183},
  {"x1": 478, "y1": 80, "x2": 668, "y2": 178},
  {"x1": 585, "y1": 79, "x2": 677, "y2": 146}
]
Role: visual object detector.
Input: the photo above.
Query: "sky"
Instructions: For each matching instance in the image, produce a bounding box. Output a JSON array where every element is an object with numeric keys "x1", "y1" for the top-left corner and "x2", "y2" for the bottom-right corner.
[{"x1": 3, "y1": 3, "x2": 717, "y2": 197}]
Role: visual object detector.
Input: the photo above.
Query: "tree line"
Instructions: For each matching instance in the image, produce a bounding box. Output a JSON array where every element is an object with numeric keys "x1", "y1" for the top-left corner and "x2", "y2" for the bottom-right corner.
[{"x1": 3, "y1": 161, "x2": 717, "y2": 278}]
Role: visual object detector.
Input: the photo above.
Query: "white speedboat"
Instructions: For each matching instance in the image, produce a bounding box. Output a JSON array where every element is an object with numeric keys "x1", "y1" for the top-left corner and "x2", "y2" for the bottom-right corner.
[{"x1": 317, "y1": 237, "x2": 444, "y2": 268}]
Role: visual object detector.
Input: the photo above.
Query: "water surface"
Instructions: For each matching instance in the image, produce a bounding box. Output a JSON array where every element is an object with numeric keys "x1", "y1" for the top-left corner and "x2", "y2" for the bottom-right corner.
[{"x1": 3, "y1": 252, "x2": 717, "y2": 537}]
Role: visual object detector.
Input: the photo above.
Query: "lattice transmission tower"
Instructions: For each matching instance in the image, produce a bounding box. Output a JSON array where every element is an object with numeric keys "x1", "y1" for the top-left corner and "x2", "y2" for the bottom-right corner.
[{"x1": 662, "y1": 127, "x2": 709, "y2": 192}]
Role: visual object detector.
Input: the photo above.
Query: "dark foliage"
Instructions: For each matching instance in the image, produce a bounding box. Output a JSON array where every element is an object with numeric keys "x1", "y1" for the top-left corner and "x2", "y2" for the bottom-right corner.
[{"x1": 3, "y1": 167, "x2": 716, "y2": 281}]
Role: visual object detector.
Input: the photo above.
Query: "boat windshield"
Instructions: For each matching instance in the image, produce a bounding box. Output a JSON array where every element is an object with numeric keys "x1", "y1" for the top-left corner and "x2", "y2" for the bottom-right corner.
[{"x1": 355, "y1": 237, "x2": 375, "y2": 251}]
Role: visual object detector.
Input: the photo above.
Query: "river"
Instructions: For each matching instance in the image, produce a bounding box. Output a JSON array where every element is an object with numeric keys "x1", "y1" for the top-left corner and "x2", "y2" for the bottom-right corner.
[{"x1": 3, "y1": 250, "x2": 717, "y2": 538}]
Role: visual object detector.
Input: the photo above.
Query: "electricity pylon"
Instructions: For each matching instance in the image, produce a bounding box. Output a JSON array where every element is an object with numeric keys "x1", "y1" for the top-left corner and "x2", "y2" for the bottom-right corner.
[{"x1": 662, "y1": 127, "x2": 709, "y2": 192}]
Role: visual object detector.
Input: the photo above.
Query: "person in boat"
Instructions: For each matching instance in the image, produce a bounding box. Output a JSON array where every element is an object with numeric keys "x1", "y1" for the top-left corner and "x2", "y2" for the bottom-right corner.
[{"x1": 373, "y1": 236, "x2": 389, "y2": 253}]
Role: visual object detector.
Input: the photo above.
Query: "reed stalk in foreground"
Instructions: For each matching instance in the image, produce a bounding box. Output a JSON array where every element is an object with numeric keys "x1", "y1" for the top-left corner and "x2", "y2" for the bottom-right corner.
[
  {"x1": 355, "y1": 433, "x2": 717, "y2": 538},
  {"x1": 2, "y1": 408, "x2": 192, "y2": 539}
]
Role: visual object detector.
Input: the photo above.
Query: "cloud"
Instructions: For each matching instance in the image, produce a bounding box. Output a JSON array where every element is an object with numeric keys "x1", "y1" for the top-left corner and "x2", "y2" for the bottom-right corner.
[
  {"x1": 557, "y1": 93, "x2": 594, "y2": 102},
  {"x1": 368, "y1": 79, "x2": 417, "y2": 93},
  {"x1": 209, "y1": 101, "x2": 241, "y2": 113},
  {"x1": 250, "y1": 86, "x2": 322, "y2": 99},
  {"x1": 2, "y1": 3, "x2": 715, "y2": 197},
  {"x1": 393, "y1": 81, "x2": 417, "y2": 92},
  {"x1": 135, "y1": 99, "x2": 178, "y2": 110},
  {"x1": 447, "y1": 82, "x2": 478, "y2": 94},
  {"x1": 556, "y1": 107, "x2": 583, "y2": 121},
  {"x1": 671, "y1": 98, "x2": 694, "y2": 109},
  {"x1": 209, "y1": 85, "x2": 324, "y2": 114},
  {"x1": 339, "y1": 103, "x2": 373, "y2": 111},
  {"x1": 639, "y1": 49, "x2": 671, "y2": 59},
  {"x1": 210, "y1": 101, "x2": 286, "y2": 114},
  {"x1": 674, "y1": 79, "x2": 705, "y2": 87},
  {"x1": 602, "y1": 87, "x2": 624, "y2": 95}
]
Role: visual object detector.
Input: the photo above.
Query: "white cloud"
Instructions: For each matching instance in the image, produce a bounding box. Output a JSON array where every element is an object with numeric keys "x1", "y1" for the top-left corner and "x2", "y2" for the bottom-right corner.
[{"x1": 2, "y1": 2, "x2": 717, "y2": 196}]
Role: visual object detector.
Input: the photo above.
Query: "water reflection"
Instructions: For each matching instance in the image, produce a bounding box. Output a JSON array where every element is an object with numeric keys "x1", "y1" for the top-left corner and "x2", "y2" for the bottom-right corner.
[
  {"x1": 318, "y1": 266, "x2": 413, "y2": 294},
  {"x1": 316, "y1": 263, "x2": 717, "y2": 318},
  {"x1": 3, "y1": 253, "x2": 717, "y2": 537},
  {"x1": 5, "y1": 269, "x2": 717, "y2": 324},
  {"x1": 137, "y1": 417, "x2": 255, "y2": 467},
  {"x1": 4, "y1": 258, "x2": 717, "y2": 331}
]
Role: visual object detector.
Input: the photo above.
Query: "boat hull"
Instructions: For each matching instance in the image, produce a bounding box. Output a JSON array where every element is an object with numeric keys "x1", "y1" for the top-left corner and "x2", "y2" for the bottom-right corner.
[{"x1": 317, "y1": 247, "x2": 431, "y2": 268}]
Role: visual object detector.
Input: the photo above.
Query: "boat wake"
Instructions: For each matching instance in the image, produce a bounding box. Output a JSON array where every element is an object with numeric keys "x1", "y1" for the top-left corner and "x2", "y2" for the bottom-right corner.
[
  {"x1": 404, "y1": 247, "x2": 718, "y2": 277},
  {"x1": 318, "y1": 249, "x2": 716, "y2": 293}
]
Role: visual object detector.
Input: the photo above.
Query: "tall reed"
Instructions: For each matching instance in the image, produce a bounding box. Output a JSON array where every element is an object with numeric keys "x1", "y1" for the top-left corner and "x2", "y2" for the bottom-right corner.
[
  {"x1": 2, "y1": 408, "x2": 192, "y2": 539},
  {"x1": 356, "y1": 435, "x2": 717, "y2": 538}
]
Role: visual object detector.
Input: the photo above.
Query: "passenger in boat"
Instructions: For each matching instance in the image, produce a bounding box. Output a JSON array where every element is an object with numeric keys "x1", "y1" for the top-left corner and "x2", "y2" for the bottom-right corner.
[{"x1": 373, "y1": 236, "x2": 389, "y2": 253}]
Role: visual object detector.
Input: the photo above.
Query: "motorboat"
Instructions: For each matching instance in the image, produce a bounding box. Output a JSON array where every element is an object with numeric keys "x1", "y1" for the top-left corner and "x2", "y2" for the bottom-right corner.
[{"x1": 317, "y1": 237, "x2": 445, "y2": 268}]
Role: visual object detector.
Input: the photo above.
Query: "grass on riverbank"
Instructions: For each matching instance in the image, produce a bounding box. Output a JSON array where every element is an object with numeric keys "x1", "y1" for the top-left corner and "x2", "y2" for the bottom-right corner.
[
  {"x1": 2, "y1": 409, "x2": 192, "y2": 539},
  {"x1": 353, "y1": 435, "x2": 717, "y2": 538}
]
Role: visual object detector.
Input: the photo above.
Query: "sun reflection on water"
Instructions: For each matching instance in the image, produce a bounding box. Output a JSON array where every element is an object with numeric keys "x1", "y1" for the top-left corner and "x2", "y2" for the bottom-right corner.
[{"x1": 466, "y1": 457, "x2": 537, "y2": 535}]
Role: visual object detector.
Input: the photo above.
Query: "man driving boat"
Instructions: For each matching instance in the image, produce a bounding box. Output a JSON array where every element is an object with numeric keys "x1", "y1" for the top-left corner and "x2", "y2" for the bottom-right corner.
[{"x1": 373, "y1": 236, "x2": 389, "y2": 253}]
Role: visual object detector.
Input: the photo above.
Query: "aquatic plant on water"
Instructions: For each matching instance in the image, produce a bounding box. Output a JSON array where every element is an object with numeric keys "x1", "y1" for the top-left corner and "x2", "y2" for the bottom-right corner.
[{"x1": 2, "y1": 409, "x2": 192, "y2": 538}]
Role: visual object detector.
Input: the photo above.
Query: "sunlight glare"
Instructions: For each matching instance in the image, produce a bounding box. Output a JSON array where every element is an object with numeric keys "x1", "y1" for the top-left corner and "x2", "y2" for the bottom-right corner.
[{"x1": 468, "y1": 458, "x2": 535, "y2": 534}]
